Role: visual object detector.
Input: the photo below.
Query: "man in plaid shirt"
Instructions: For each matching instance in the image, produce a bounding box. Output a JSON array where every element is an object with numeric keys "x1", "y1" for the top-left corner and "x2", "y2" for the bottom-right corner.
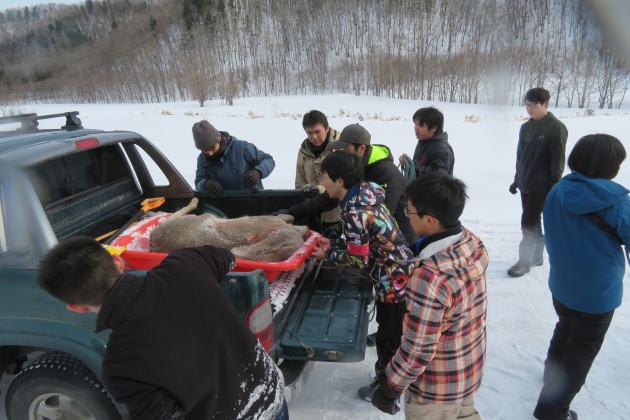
[{"x1": 372, "y1": 172, "x2": 489, "y2": 419}]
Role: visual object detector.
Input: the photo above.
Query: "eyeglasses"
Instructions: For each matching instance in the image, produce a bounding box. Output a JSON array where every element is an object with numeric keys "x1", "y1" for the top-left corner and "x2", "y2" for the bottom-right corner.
[
  {"x1": 524, "y1": 101, "x2": 540, "y2": 108},
  {"x1": 404, "y1": 207, "x2": 438, "y2": 219}
]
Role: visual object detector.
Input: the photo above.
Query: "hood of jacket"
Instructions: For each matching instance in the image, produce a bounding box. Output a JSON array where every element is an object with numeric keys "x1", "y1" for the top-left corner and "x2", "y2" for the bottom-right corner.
[
  {"x1": 419, "y1": 131, "x2": 449, "y2": 145},
  {"x1": 365, "y1": 144, "x2": 394, "y2": 166},
  {"x1": 341, "y1": 181, "x2": 386, "y2": 209},
  {"x1": 554, "y1": 172, "x2": 629, "y2": 215},
  {"x1": 416, "y1": 227, "x2": 488, "y2": 281}
]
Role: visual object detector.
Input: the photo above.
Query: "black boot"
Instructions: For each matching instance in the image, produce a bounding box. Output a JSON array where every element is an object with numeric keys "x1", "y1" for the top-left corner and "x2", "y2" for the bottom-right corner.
[
  {"x1": 357, "y1": 379, "x2": 379, "y2": 402},
  {"x1": 366, "y1": 332, "x2": 377, "y2": 347},
  {"x1": 508, "y1": 233, "x2": 537, "y2": 277},
  {"x1": 532, "y1": 235, "x2": 545, "y2": 267}
]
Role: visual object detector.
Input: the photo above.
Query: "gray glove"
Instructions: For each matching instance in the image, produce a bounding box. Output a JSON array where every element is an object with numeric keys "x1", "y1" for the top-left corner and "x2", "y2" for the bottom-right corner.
[
  {"x1": 509, "y1": 182, "x2": 518, "y2": 195},
  {"x1": 300, "y1": 184, "x2": 319, "y2": 193}
]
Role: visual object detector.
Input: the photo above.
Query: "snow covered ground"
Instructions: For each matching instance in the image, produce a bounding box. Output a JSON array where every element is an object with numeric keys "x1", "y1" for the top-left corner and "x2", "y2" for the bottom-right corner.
[{"x1": 2, "y1": 95, "x2": 629, "y2": 419}]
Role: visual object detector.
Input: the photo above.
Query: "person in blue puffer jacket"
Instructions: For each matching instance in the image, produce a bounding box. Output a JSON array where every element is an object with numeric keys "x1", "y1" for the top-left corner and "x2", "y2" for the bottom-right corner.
[
  {"x1": 534, "y1": 134, "x2": 630, "y2": 420},
  {"x1": 192, "y1": 120, "x2": 275, "y2": 196}
]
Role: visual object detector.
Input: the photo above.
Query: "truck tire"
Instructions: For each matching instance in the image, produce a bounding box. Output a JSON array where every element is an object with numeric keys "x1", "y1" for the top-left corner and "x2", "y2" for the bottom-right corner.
[
  {"x1": 5, "y1": 351, "x2": 121, "y2": 420},
  {"x1": 278, "y1": 359, "x2": 313, "y2": 404}
]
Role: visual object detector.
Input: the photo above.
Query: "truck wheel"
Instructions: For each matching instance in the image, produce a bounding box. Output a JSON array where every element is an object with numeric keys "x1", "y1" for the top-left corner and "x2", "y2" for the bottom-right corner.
[
  {"x1": 278, "y1": 359, "x2": 313, "y2": 404},
  {"x1": 5, "y1": 351, "x2": 121, "y2": 420}
]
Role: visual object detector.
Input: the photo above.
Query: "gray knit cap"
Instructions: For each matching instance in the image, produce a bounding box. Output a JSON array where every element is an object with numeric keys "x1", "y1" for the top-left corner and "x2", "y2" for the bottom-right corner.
[
  {"x1": 192, "y1": 120, "x2": 221, "y2": 151},
  {"x1": 330, "y1": 123, "x2": 371, "y2": 149}
]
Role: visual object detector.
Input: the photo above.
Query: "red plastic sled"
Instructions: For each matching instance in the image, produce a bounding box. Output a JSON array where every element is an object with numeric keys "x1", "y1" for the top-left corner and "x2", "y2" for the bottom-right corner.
[{"x1": 110, "y1": 213, "x2": 320, "y2": 282}]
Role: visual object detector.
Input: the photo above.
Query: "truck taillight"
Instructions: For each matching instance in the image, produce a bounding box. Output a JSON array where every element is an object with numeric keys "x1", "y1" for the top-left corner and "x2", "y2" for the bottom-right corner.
[{"x1": 246, "y1": 296, "x2": 275, "y2": 353}]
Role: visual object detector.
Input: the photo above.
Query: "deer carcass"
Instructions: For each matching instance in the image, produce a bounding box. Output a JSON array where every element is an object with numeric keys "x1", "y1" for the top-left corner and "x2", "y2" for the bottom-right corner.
[{"x1": 149, "y1": 200, "x2": 309, "y2": 262}]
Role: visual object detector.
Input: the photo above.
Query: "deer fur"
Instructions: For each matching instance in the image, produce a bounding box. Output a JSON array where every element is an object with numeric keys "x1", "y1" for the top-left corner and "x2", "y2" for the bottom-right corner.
[{"x1": 149, "y1": 199, "x2": 309, "y2": 262}]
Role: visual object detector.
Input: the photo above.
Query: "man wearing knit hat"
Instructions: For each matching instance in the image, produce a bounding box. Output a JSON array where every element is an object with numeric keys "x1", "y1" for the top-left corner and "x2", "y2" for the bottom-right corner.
[{"x1": 193, "y1": 120, "x2": 275, "y2": 196}]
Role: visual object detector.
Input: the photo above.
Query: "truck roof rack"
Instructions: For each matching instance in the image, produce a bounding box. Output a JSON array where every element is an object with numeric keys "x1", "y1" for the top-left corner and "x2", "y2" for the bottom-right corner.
[{"x1": 0, "y1": 111, "x2": 83, "y2": 133}]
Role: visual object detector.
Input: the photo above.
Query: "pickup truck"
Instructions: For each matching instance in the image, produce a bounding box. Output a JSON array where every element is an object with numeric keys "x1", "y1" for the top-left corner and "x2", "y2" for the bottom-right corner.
[{"x1": 0, "y1": 112, "x2": 373, "y2": 419}]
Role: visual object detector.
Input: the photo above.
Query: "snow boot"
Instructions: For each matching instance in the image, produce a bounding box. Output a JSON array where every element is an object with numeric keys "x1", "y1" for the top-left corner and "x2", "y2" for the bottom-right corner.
[
  {"x1": 567, "y1": 410, "x2": 578, "y2": 420},
  {"x1": 366, "y1": 332, "x2": 377, "y2": 347},
  {"x1": 507, "y1": 233, "x2": 537, "y2": 277},
  {"x1": 357, "y1": 380, "x2": 379, "y2": 402},
  {"x1": 532, "y1": 235, "x2": 545, "y2": 267}
]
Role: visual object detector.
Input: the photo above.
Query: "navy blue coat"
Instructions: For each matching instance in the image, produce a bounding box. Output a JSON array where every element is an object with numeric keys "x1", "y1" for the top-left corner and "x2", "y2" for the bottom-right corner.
[{"x1": 194, "y1": 135, "x2": 275, "y2": 190}]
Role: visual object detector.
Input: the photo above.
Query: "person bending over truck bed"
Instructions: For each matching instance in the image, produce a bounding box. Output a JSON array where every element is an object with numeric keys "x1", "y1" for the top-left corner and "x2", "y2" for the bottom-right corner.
[
  {"x1": 193, "y1": 120, "x2": 275, "y2": 196},
  {"x1": 37, "y1": 237, "x2": 288, "y2": 420}
]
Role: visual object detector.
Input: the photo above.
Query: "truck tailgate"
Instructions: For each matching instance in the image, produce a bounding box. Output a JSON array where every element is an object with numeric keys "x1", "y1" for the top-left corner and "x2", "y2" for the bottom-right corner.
[{"x1": 278, "y1": 264, "x2": 372, "y2": 363}]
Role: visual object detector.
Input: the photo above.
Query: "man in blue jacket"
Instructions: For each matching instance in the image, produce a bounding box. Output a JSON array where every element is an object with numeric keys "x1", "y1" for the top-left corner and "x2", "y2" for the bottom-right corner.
[{"x1": 193, "y1": 120, "x2": 275, "y2": 196}]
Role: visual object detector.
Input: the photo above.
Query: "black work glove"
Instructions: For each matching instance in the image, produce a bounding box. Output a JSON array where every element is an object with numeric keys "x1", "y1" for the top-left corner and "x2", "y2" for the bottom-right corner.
[
  {"x1": 509, "y1": 182, "x2": 518, "y2": 195},
  {"x1": 243, "y1": 169, "x2": 262, "y2": 188},
  {"x1": 272, "y1": 209, "x2": 291, "y2": 216},
  {"x1": 300, "y1": 183, "x2": 320, "y2": 193},
  {"x1": 371, "y1": 381, "x2": 401, "y2": 415},
  {"x1": 323, "y1": 221, "x2": 343, "y2": 240},
  {"x1": 203, "y1": 179, "x2": 223, "y2": 197}
]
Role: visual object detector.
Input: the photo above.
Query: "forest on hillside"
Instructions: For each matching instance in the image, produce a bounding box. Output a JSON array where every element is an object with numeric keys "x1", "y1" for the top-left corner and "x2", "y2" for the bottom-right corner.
[{"x1": 0, "y1": 0, "x2": 628, "y2": 108}]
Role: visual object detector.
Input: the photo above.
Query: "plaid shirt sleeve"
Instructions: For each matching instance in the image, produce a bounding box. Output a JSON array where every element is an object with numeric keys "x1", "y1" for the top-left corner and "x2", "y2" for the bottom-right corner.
[{"x1": 385, "y1": 264, "x2": 449, "y2": 392}]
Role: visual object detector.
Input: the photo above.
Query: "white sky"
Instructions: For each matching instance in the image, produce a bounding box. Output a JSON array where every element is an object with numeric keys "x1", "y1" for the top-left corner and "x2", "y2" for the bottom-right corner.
[
  {"x1": 4, "y1": 95, "x2": 630, "y2": 419},
  {"x1": 1, "y1": 0, "x2": 82, "y2": 12}
]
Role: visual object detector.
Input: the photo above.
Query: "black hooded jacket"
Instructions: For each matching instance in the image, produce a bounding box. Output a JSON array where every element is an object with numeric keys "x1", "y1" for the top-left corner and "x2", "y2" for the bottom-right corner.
[
  {"x1": 96, "y1": 246, "x2": 284, "y2": 420},
  {"x1": 412, "y1": 132, "x2": 454, "y2": 176}
]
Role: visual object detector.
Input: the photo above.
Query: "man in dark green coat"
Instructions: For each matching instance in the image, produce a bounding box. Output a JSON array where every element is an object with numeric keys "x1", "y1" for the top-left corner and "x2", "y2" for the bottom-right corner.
[{"x1": 508, "y1": 87, "x2": 568, "y2": 277}]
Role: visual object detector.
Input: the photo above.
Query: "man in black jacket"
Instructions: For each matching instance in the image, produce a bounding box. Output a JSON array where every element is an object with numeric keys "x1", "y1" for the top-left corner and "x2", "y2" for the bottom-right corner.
[
  {"x1": 37, "y1": 237, "x2": 287, "y2": 420},
  {"x1": 399, "y1": 106, "x2": 454, "y2": 177},
  {"x1": 508, "y1": 87, "x2": 568, "y2": 277},
  {"x1": 285, "y1": 123, "x2": 416, "y2": 245}
]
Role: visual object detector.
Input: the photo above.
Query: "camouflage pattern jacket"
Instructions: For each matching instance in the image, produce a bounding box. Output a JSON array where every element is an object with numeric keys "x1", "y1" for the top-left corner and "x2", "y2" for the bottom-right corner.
[{"x1": 325, "y1": 181, "x2": 413, "y2": 303}]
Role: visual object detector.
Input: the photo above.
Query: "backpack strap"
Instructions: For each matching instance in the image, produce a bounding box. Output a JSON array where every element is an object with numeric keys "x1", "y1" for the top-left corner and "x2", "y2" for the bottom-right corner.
[{"x1": 586, "y1": 212, "x2": 622, "y2": 244}]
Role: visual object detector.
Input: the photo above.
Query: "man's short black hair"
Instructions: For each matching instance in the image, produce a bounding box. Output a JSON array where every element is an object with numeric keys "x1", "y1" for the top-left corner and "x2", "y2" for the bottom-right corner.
[
  {"x1": 405, "y1": 172, "x2": 467, "y2": 228},
  {"x1": 321, "y1": 150, "x2": 364, "y2": 189},
  {"x1": 524, "y1": 87, "x2": 551, "y2": 105},
  {"x1": 412, "y1": 107, "x2": 444, "y2": 133},
  {"x1": 568, "y1": 133, "x2": 626, "y2": 180},
  {"x1": 302, "y1": 110, "x2": 329, "y2": 130},
  {"x1": 38, "y1": 236, "x2": 120, "y2": 305}
]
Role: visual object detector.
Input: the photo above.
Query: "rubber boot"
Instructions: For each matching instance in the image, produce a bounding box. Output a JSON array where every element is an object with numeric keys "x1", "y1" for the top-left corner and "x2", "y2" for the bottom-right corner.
[
  {"x1": 508, "y1": 234, "x2": 537, "y2": 277},
  {"x1": 532, "y1": 235, "x2": 545, "y2": 267}
]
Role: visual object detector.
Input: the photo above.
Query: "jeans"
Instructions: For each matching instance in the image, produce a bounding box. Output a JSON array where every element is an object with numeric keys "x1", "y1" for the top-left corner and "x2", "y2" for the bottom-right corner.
[
  {"x1": 273, "y1": 399, "x2": 289, "y2": 420},
  {"x1": 533, "y1": 297, "x2": 614, "y2": 420}
]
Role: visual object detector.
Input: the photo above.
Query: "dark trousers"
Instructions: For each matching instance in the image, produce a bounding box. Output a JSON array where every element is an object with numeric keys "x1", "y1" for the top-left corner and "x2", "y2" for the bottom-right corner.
[
  {"x1": 374, "y1": 300, "x2": 406, "y2": 381},
  {"x1": 520, "y1": 192, "x2": 547, "y2": 234},
  {"x1": 534, "y1": 297, "x2": 614, "y2": 420}
]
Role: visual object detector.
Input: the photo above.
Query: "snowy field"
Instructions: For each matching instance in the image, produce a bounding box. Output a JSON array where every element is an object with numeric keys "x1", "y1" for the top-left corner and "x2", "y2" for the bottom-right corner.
[{"x1": 2, "y1": 95, "x2": 630, "y2": 419}]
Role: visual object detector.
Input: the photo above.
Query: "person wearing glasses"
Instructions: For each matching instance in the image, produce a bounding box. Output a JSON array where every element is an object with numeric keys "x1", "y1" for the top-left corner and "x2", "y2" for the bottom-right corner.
[
  {"x1": 311, "y1": 150, "x2": 413, "y2": 405},
  {"x1": 508, "y1": 88, "x2": 568, "y2": 277},
  {"x1": 371, "y1": 172, "x2": 488, "y2": 418}
]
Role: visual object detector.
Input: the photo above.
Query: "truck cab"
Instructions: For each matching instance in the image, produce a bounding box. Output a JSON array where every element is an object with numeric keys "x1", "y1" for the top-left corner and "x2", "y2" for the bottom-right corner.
[{"x1": 0, "y1": 112, "x2": 373, "y2": 419}]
